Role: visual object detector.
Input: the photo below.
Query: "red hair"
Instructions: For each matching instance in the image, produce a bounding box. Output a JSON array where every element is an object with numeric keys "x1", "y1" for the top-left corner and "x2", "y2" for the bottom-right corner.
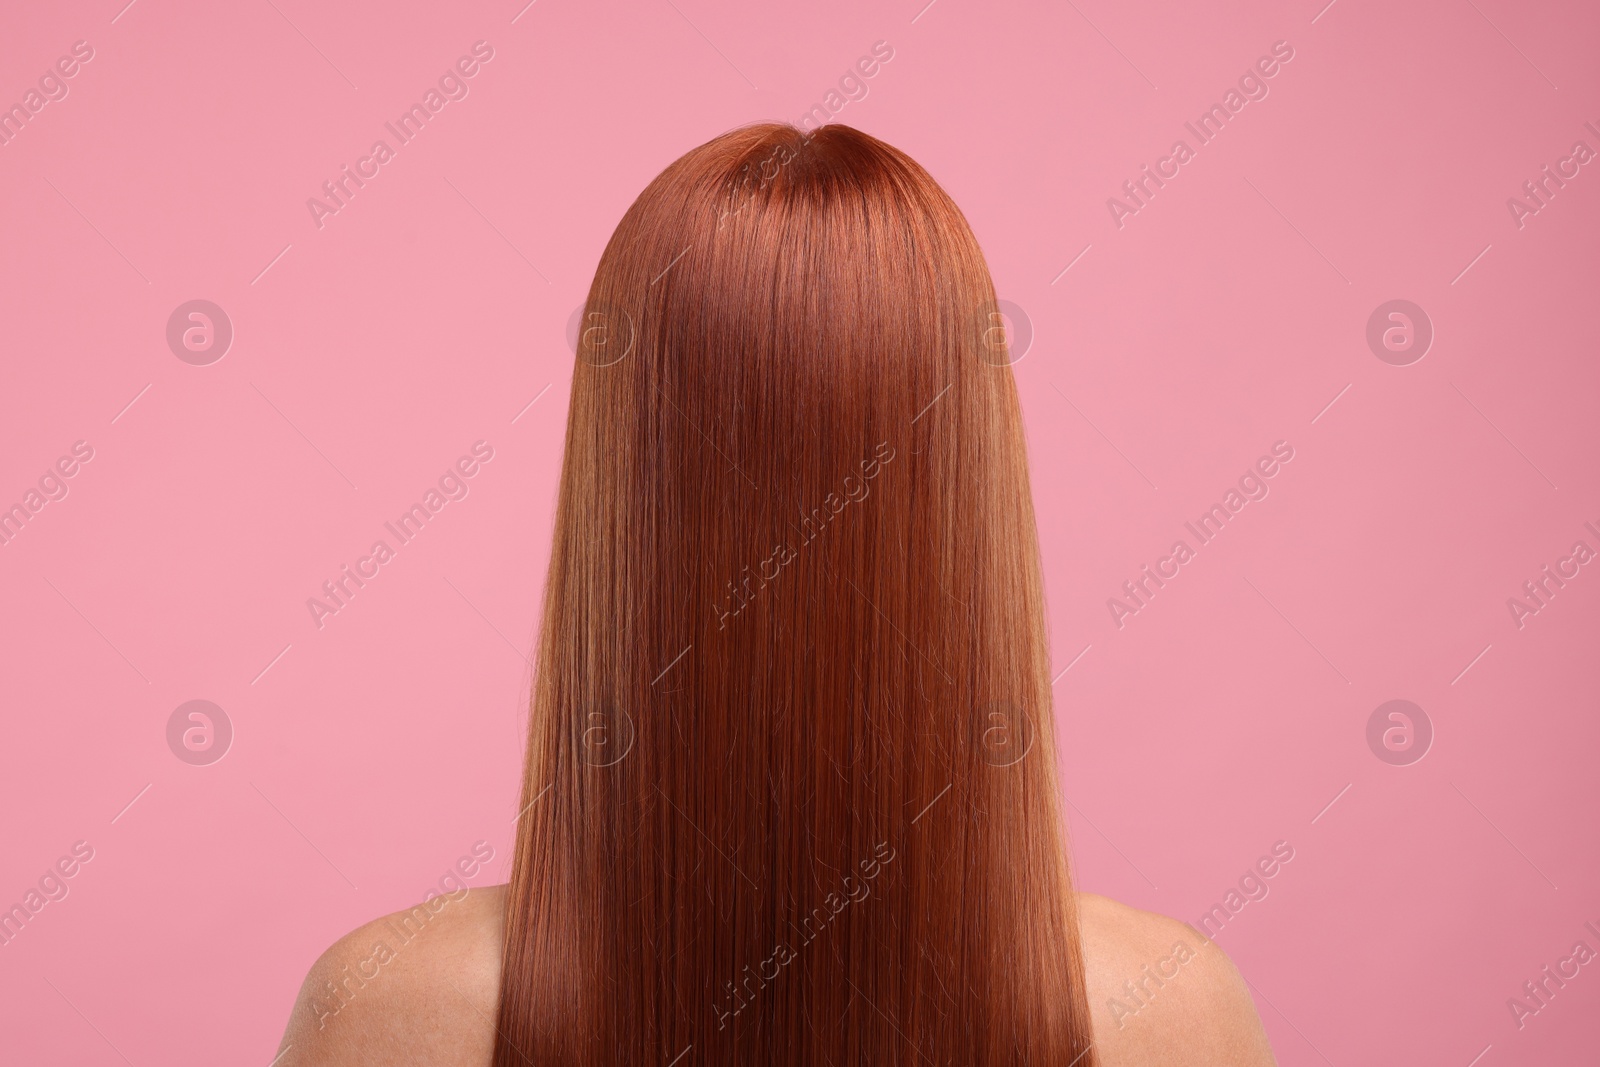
[{"x1": 494, "y1": 122, "x2": 1097, "y2": 1067}]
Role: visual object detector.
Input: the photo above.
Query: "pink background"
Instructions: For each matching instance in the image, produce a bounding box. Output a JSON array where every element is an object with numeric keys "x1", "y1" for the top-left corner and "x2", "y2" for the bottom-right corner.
[{"x1": 2, "y1": 0, "x2": 1597, "y2": 1063}]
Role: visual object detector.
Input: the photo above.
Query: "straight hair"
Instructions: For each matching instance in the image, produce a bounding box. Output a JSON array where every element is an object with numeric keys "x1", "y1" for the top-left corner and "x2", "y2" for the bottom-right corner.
[{"x1": 494, "y1": 122, "x2": 1097, "y2": 1067}]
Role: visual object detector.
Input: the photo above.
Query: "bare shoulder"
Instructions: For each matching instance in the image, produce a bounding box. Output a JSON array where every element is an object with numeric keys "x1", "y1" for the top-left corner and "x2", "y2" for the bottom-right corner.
[
  {"x1": 271, "y1": 884, "x2": 1270, "y2": 1065},
  {"x1": 1077, "y1": 892, "x2": 1276, "y2": 1067},
  {"x1": 273, "y1": 883, "x2": 507, "y2": 1067}
]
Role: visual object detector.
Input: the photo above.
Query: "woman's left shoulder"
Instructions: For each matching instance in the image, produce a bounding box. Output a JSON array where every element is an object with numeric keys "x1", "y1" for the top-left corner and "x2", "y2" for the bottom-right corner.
[
  {"x1": 273, "y1": 883, "x2": 507, "y2": 1067},
  {"x1": 1076, "y1": 891, "x2": 1278, "y2": 1066}
]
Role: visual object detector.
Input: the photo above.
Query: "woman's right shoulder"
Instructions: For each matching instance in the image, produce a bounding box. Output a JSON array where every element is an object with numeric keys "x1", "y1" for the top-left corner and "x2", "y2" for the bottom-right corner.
[
  {"x1": 273, "y1": 883, "x2": 507, "y2": 1067},
  {"x1": 1076, "y1": 892, "x2": 1277, "y2": 1066}
]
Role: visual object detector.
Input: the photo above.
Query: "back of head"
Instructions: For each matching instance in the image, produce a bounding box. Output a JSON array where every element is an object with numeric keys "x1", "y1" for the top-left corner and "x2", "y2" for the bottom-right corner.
[{"x1": 496, "y1": 122, "x2": 1096, "y2": 1067}]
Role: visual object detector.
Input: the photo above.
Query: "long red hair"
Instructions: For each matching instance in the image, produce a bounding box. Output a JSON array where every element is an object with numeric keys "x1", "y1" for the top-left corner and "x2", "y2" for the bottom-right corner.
[{"x1": 494, "y1": 122, "x2": 1097, "y2": 1067}]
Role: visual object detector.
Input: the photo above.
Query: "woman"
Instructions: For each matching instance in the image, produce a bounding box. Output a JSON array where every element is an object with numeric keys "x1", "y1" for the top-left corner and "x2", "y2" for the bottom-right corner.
[{"x1": 277, "y1": 123, "x2": 1276, "y2": 1066}]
